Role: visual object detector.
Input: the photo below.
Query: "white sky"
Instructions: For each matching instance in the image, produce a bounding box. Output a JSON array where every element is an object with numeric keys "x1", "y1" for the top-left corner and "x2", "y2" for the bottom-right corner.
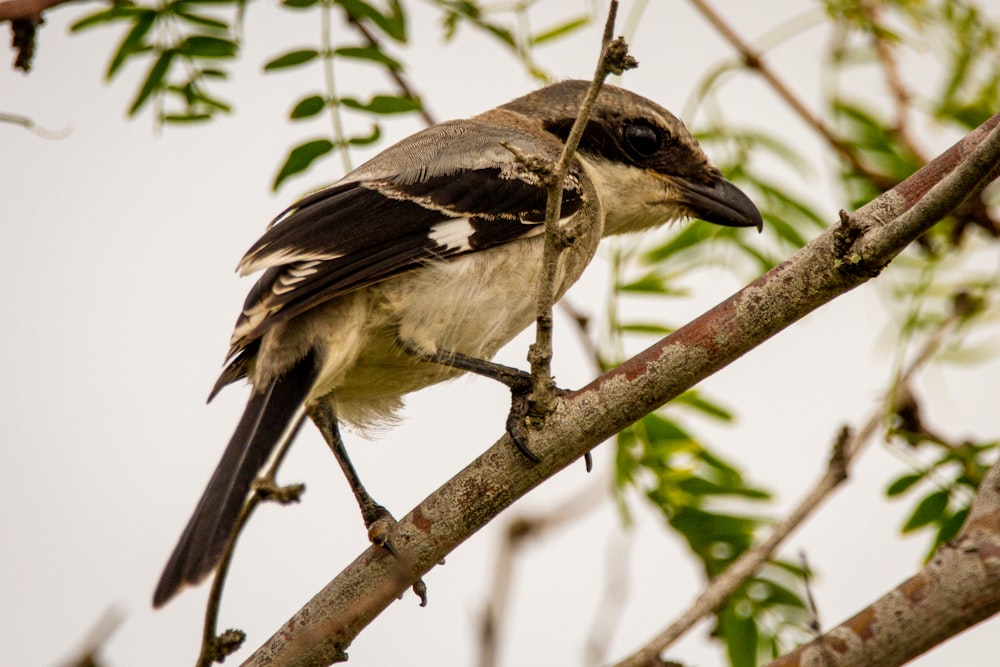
[{"x1": 2, "y1": 1, "x2": 999, "y2": 665}]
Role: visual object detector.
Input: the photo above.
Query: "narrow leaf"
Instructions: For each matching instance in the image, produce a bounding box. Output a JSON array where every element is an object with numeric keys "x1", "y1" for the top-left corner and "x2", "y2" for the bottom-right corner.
[
  {"x1": 106, "y1": 10, "x2": 157, "y2": 80},
  {"x1": 887, "y1": 473, "x2": 923, "y2": 497},
  {"x1": 290, "y1": 95, "x2": 326, "y2": 119},
  {"x1": 273, "y1": 139, "x2": 334, "y2": 190},
  {"x1": 70, "y1": 6, "x2": 148, "y2": 32},
  {"x1": 172, "y1": 10, "x2": 230, "y2": 30},
  {"x1": 178, "y1": 35, "x2": 238, "y2": 58},
  {"x1": 264, "y1": 49, "x2": 319, "y2": 71},
  {"x1": 333, "y1": 46, "x2": 402, "y2": 70},
  {"x1": 129, "y1": 49, "x2": 175, "y2": 116},
  {"x1": 347, "y1": 124, "x2": 381, "y2": 145},
  {"x1": 530, "y1": 16, "x2": 588, "y2": 46},
  {"x1": 338, "y1": 0, "x2": 406, "y2": 42},
  {"x1": 902, "y1": 489, "x2": 950, "y2": 533},
  {"x1": 339, "y1": 94, "x2": 420, "y2": 114},
  {"x1": 162, "y1": 113, "x2": 213, "y2": 123}
]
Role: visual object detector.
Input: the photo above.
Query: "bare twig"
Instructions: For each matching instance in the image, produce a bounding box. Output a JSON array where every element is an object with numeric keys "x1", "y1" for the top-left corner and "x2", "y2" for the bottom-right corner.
[
  {"x1": 527, "y1": 0, "x2": 636, "y2": 416},
  {"x1": 584, "y1": 530, "x2": 633, "y2": 667},
  {"x1": 241, "y1": 108, "x2": 1000, "y2": 667},
  {"x1": 688, "y1": 0, "x2": 892, "y2": 188},
  {"x1": 345, "y1": 16, "x2": 436, "y2": 127},
  {"x1": 477, "y1": 478, "x2": 607, "y2": 667},
  {"x1": 0, "y1": 110, "x2": 71, "y2": 137},
  {"x1": 860, "y1": 2, "x2": 929, "y2": 164},
  {"x1": 56, "y1": 607, "x2": 124, "y2": 667},
  {"x1": 197, "y1": 414, "x2": 307, "y2": 667}
]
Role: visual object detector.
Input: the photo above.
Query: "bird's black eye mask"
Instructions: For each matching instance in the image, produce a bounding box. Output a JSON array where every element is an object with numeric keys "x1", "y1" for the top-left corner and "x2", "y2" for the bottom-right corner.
[{"x1": 542, "y1": 116, "x2": 708, "y2": 182}]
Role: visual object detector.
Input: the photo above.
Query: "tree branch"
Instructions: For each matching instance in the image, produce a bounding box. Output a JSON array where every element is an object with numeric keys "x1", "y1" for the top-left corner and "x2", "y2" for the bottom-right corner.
[
  {"x1": 240, "y1": 106, "x2": 1000, "y2": 667},
  {"x1": 767, "y1": 455, "x2": 1000, "y2": 667}
]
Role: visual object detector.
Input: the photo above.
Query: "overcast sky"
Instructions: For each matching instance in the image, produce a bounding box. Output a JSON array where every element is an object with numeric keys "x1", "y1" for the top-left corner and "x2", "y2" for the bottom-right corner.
[{"x1": 3, "y1": 1, "x2": 999, "y2": 666}]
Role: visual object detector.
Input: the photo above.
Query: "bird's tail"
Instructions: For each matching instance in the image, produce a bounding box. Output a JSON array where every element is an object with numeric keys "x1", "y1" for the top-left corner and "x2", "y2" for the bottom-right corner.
[{"x1": 153, "y1": 352, "x2": 319, "y2": 607}]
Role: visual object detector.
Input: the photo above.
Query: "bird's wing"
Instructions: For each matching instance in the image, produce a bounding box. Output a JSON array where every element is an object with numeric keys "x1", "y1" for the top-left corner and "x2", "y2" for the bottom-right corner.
[{"x1": 216, "y1": 118, "x2": 587, "y2": 390}]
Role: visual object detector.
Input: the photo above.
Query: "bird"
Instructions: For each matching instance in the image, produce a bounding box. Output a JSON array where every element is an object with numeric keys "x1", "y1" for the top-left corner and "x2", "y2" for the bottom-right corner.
[{"x1": 153, "y1": 79, "x2": 763, "y2": 607}]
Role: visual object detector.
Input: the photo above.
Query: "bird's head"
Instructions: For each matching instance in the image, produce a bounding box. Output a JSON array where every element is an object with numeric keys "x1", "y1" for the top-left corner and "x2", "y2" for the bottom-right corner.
[{"x1": 496, "y1": 80, "x2": 763, "y2": 236}]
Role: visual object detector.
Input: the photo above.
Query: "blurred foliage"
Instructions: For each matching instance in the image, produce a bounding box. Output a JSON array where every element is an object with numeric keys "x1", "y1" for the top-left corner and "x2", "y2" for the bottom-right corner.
[
  {"x1": 54, "y1": 0, "x2": 1000, "y2": 665},
  {"x1": 70, "y1": 0, "x2": 242, "y2": 121},
  {"x1": 68, "y1": 0, "x2": 589, "y2": 189},
  {"x1": 606, "y1": 0, "x2": 1000, "y2": 663}
]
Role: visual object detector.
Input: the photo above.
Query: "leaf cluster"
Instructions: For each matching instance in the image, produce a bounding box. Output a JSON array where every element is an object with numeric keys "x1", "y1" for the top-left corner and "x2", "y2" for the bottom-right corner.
[{"x1": 71, "y1": 0, "x2": 241, "y2": 122}]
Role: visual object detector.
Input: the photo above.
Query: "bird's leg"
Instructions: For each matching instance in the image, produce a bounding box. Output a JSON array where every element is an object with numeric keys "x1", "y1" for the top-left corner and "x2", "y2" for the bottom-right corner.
[
  {"x1": 308, "y1": 400, "x2": 395, "y2": 548},
  {"x1": 308, "y1": 399, "x2": 429, "y2": 606},
  {"x1": 400, "y1": 343, "x2": 573, "y2": 464}
]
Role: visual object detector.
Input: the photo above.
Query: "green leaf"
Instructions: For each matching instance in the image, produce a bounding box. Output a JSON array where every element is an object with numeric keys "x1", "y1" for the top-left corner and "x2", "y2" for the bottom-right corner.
[
  {"x1": 886, "y1": 473, "x2": 922, "y2": 497},
  {"x1": 161, "y1": 113, "x2": 213, "y2": 123},
  {"x1": 620, "y1": 322, "x2": 674, "y2": 336},
  {"x1": 618, "y1": 273, "x2": 666, "y2": 293},
  {"x1": 675, "y1": 391, "x2": 733, "y2": 422},
  {"x1": 273, "y1": 139, "x2": 334, "y2": 190},
  {"x1": 106, "y1": 10, "x2": 157, "y2": 80},
  {"x1": 640, "y1": 413, "x2": 692, "y2": 445},
  {"x1": 721, "y1": 603, "x2": 759, "y2": 667},
  {"x1": 530, "y1": 16, "x2": 589, "y2": 46},
  {"x1": 338, "y1": 0, "x2": 407, "y2": 42},
  {"x1": 753, "y1": 578, "x2": 807, "y2": 609},
  {"x1": 282, "y1": 0, "x2": 319, "y2": 7},
  {"x1": 177, "y1": 35, "x2": 238, "y2": 58},
  {"x1": 902, "y1": 489, "x2": 950, "y2": 533},
  {"x1": 190, "y1": 88, "x2": 231, "y2": 112},
  {"x1": 934, "y1": 506, "x2": 969, "y2": 547},
  {"x1": 339, "y1": 94, "x2": 420, "y2": 114},
  {"x1": 642, "y1": 222, "x2": 714, "y2": 264},
  {"x1": 290, "y1": 95, "x2": 326, "y2": 119},
  {"x1": 129, "y1": 49, "x2": 175, "y2": 116},
  {"x1": 347, "y1": 124, "x2": 381, "y2": 145},
  {"x1": 677, "y1": 476, "x2": 770, "y2": 499},
  {"x1": 172, "y1": 9, "x2": 230, "y2": 30},
  {"x1": 264, "y1": 49, "x2": 319, "y2": 71},
  {"x1": 70, "y1": 6, "x2": 149, "y2": 32},
  {"x1": 333, "y1": 46, "x2": 402, "y2": 71}
]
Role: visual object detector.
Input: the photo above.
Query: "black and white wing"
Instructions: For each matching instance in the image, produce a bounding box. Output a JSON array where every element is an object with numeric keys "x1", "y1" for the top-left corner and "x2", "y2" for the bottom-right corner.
[{"x1": 211, "y1": 118, "x2": 586, "y2": 397}]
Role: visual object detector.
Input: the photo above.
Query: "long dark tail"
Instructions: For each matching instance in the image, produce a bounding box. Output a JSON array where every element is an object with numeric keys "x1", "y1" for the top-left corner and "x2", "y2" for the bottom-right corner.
[{"x1": 153, "y1": 353, "x2": 319, "y2": 607}]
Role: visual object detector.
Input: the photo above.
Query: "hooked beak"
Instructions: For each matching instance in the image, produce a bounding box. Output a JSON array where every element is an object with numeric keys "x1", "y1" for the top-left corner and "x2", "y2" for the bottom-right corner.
[{"x1": 675, "y1": 176, "x2": 763, "y2": 232}]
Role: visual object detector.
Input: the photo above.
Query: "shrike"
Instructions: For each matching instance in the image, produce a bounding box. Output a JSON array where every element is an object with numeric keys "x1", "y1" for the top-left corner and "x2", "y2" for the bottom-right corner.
[{"x1": 153, "y1": 80, "x2": 763, "y2": 607}]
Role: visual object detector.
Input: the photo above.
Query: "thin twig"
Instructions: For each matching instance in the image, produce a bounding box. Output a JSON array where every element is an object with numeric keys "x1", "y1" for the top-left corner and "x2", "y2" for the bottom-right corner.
[
  {"x1": 688, "y1": 0, "x2": 891, "y2": 187},
  {"x1": 0, "y1": 111, "x2": 71, "y2": 138},
  {"x1": 321, "y1": 0, "x2": 352, "y2": 175},
  {"x1": 613, "y1": 304, "x2": 967, "y2": 667},
  {"x1": 861, "y1": 2, "x2": 928, "y2": 164},
  {"x1": 477, "y1": 478, "x2": 608, "y2": 667},
  {"x1": 196, "y1": 414, "x2": 306, "y2": 667},
  {"x1": 528, "y1": 0, "x2": 635, "y2": 415},
  {"x1": 345, "y1": 17, "x2": 436, "y2": 127}
]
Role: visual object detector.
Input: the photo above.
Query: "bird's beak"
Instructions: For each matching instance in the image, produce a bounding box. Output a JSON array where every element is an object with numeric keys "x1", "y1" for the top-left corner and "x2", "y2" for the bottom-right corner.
[{"x1": 675, "y1": 177, "x2": 763, "y2": 232}]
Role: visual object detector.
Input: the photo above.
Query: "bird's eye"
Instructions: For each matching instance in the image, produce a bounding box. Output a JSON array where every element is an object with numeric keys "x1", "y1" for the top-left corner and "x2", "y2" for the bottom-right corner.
[{"x1": 623, "y1": 122, "x2": 662, "y2": 159}]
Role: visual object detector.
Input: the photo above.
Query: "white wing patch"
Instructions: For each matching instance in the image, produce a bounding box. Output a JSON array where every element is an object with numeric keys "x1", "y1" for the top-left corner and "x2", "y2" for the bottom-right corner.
[
  {"x1": 272, "y1": 260, "x2": 322, "y2": 295},
  {"x1": 238, "y1": 248, "x2": 344, "y2": 276},
  {"x1": 428, "y1": 218, "x2": 474, "y2": 252}
]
